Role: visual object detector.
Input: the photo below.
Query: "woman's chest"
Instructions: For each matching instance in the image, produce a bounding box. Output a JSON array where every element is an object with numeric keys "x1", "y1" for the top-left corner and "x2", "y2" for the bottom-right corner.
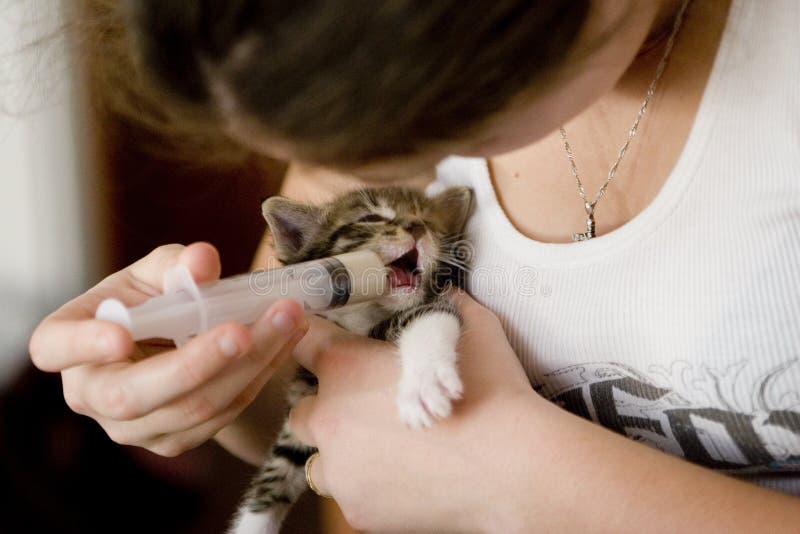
[
  {"x1": 463, "y1": 194, "x2": 800, "y2": 474},
  {"x1": 487, "y1": 92, "x2": 701, "y2": 245}
]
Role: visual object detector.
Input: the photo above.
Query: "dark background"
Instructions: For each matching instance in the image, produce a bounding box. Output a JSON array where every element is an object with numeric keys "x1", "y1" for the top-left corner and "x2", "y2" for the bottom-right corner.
[{"x1": 0, "y1": 115, "x2": 325, "y2": 532}]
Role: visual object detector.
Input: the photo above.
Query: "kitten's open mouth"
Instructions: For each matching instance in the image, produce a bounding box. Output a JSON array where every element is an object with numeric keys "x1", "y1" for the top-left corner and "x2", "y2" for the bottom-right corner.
[{"x1": 387, "y1": 247, "x2": 419, "y2": 290}]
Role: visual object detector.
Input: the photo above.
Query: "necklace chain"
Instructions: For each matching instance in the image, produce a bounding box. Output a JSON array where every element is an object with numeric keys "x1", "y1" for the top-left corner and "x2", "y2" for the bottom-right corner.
[{"x1": 562, "y1": 0, "x2": 692, "y2": 241}]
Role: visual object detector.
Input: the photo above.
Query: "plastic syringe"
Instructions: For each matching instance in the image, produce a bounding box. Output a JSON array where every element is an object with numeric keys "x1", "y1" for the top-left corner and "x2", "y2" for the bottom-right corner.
[{"x1": 95, "y1": 250, "x2": 387, "y2": 346}]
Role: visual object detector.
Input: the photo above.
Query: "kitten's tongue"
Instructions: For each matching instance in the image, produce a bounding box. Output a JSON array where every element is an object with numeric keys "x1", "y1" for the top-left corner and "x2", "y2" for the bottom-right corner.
[
  {"x1": 387, "y1": 246, "x2": 419, "y2": 289},
  {"x1": 389, "y1": 265, "x2": 414, "y2": 288}
]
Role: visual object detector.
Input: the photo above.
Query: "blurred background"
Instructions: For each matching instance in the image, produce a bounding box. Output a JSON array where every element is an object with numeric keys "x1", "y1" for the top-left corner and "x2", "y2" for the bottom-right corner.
[{"x1": 0, "y1": 2, "x2": 329, "y2": 532}]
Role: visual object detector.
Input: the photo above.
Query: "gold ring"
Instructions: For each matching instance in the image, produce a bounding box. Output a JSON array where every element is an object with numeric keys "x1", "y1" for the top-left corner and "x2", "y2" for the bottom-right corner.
[{"x1": 305, "y1": 451, "x2": 331, "y2": 498}]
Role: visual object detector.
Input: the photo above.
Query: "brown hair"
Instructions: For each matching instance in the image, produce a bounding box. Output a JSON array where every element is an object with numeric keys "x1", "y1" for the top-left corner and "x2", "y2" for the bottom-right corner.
[{"x1": 78, "y1": 0, "x2": 590, "y2": 169}]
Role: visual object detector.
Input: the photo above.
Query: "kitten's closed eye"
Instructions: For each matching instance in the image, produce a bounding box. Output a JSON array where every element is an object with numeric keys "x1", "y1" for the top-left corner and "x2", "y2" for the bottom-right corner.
[{"x1": 358, "y1": 213, "x2": 387, "y2": 223}]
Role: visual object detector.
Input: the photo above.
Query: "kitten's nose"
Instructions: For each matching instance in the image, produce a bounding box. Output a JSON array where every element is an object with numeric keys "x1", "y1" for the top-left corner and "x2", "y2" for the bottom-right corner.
[{"x1": 401, "y1": 219, "x2": 425, "y2": 238}]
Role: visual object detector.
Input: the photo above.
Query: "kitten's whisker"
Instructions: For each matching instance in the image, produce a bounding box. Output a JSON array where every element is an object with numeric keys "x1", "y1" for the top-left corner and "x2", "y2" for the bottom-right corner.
[
  {"x1": 436, "y1": 258, "x2": 472, "y2": 272},
  {"x1": 438, "y1": 236, "x2": 469, "y2": 245},
  {"x1": 437, "y1": 251, "x2": 471, "y2": 264},
  {"x1": 437, "y1": 252, "x2": 470, "y2": 264},
  {"x1": 355, "y1": 187, "x2": 376, "y2": 208},
  {"x1": 439, "y1": 233, "x2": 471, "y2": 241}
]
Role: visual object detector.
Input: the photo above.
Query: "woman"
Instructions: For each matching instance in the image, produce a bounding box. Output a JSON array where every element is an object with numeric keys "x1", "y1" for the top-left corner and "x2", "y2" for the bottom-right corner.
[{"x1": 30, "y1": 0, "x2": 800, "y2": 531}]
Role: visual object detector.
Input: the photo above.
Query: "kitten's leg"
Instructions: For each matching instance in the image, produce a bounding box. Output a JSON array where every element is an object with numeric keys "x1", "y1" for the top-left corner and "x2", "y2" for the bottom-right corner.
[
  {"x1": 379, "y1": 301, "x2": 463, "y2": 429},
  {"x1": 228, "y1": 369, "x2": 317, "y2": 534},
  {"x1": 229, "y1": 424, "x2": 316, "y2": 534}
]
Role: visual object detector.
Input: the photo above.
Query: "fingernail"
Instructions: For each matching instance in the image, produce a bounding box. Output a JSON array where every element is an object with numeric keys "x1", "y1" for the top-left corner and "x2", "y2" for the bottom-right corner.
[
  {"x1": 218, "y1": 334, "x2": 239, "y2": 357},
  {"x1": 271, "y1": 311, "x2": 296, "y2": 335}
]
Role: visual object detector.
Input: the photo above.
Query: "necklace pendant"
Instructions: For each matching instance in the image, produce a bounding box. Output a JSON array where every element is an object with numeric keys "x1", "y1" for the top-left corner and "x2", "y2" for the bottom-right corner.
[
  {"x1": 572, "y1": 231, "x2": 591, "y2": 242},
  {"x1": 572, "y1": 213, "x2": 596, "y2": 242}
]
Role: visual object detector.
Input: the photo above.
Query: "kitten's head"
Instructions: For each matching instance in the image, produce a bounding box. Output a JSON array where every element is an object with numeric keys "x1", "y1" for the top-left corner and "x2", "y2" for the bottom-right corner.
[{"x1": 262, "y1": 186, "x2": 473, "y2": 310}]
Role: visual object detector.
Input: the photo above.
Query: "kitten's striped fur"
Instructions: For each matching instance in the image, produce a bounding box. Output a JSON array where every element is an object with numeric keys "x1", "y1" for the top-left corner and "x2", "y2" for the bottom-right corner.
[{"x1": 230, "y1": 186, "x2": 473, "y2": 534}]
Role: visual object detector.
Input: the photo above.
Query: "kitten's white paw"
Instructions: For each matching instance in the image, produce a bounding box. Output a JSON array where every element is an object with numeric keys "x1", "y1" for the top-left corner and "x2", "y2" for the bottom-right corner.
[
  {"x1": 396, "y1": 311, "x2": 462, "y2": 429},
  {"x1": 397, "y1": 359, "x2": 463, "y2": 428},
  {"x1": 229, "y1": 508, "x2": 284, "y2": 534}
]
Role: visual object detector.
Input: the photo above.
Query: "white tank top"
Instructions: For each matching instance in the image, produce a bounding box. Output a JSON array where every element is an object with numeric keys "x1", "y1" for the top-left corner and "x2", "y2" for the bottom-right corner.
[{"x1": 430, "y1": 0, "x2": 800, "y2": 494}]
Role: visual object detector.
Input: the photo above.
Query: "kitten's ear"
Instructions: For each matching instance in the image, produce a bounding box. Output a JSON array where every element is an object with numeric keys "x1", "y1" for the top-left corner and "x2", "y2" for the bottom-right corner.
[
  {"x1": 428, "y1": 186, "x2": 474, "y2": 233},
  {"x1": 261, "y1": 196, "x2": 323, "y2": 260}
]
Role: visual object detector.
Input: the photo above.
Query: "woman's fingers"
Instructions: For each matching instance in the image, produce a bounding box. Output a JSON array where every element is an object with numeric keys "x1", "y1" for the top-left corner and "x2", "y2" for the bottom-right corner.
[
  {"x1": 129, "y1": 315, "x2": 305, "y2": 439},
  {"x1": 127, "y1": 242, "x2": 221, "y2": 291},
  {"x1": 102, "y1": 330, "x2": 302, "y2": 453},
  {"x1": 154, "y1": 340, "x2": 299, "y2": 455},
  {"x1": 449, "y1": 289, "x2": 494, "y2": 328},
  {"x1": 291, "y1": 316, "x2": 345, "y2": 374},
  {"x1": 30, "y1": 286, "x2": 137, "y2": 372},
  {"x1": 83, "y1": 299, "x2": 307, "y2": 421},
  {"x1": 29, "y1": 242, "x2": 221, "y2": 374},
  {"x1": 29, "y1": 318, "x2": 133, "y2": 372},
  {"x1": 291, "y1": 315, "x2": 388, "y2": 379},
  {"x1": 83, "y1": 323, "x2": 250, "y2": 421},
  {"x1": 287, "y1": 394, "x2": 318, "y2": 447}
]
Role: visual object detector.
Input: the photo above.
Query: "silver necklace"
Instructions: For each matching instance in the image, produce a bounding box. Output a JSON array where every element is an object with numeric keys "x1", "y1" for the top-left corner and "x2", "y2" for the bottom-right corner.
[{"x1": 562, "y1": 0, "x2": 691, "y2": 242}]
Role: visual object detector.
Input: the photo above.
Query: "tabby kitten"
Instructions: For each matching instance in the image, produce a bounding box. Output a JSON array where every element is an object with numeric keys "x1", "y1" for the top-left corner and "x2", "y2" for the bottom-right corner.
[{"x1": 230, "y1": 185, "x2": 473, "y2": 534}]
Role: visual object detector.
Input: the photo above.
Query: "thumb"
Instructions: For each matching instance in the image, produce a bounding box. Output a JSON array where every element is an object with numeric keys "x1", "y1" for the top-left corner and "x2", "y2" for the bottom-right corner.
[
  {"x1": 127, "y1": 242, "x2": 221, "y2": 291},
  {"x1": 449, "y1": 289, "x2": 492, "y2": 325},
  {"x1": 291, "y1": 315, "x2": 381, "y2": 376},
  {"x1": 176, "y1": 242, "x2": 222, "y2": 284}
]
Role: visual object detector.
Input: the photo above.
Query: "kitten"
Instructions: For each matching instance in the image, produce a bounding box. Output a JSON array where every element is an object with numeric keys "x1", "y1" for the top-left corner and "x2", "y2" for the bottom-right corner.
[{"x1": 229, "y1": 185, "x2": 473, "y2": 534}]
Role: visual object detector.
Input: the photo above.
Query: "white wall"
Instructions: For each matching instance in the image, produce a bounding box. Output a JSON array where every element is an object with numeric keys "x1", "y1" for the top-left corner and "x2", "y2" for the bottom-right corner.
[{"x1": 0, "y1": 1, "x2": 99, "y2": 386}]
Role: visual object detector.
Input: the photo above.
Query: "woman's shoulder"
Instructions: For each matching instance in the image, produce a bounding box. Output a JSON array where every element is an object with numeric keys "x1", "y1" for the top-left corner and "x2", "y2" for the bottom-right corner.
[{"x1": 431, "y1": 156, "x2": 487, "y2": 192}]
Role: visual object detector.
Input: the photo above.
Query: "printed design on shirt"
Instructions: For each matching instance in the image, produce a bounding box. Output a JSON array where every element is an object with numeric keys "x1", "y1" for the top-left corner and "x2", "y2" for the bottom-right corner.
[{"x1": 533, "y1": 359, "x2": 800, "y2": 473}]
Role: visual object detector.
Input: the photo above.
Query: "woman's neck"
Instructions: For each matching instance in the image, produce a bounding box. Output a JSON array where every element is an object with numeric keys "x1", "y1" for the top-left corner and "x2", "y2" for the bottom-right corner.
[
  {"x1": 488, "y1": 0, "x2": 732, "y2": 244},
  {"x1": 641, "y1": 0, "x2": 688, "y2": 53}
]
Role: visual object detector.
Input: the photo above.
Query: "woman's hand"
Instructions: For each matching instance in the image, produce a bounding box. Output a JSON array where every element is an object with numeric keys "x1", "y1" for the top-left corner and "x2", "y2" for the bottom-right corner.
[
  {"x1": 29, "y1": 242, "x2": 308, "y2": 457},
  {"x1": 290, "y1": 293, "x2": 800, "y2": 533},
  {"x1": 288, "y1": 290, "x2": 537, "y2": 533}
]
